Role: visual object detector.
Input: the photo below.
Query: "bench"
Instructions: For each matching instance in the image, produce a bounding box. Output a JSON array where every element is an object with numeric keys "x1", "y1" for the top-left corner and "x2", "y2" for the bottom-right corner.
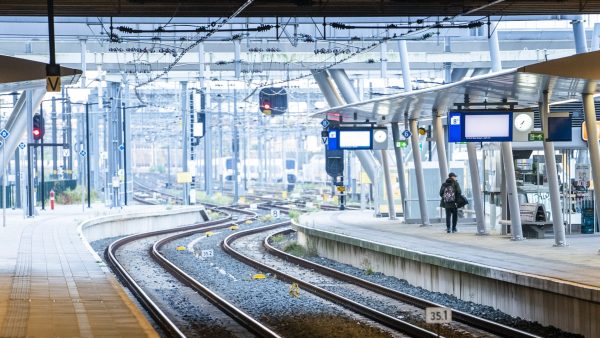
[{"x1": 500, "y1": 203, "x2": 555, "y2": 239}]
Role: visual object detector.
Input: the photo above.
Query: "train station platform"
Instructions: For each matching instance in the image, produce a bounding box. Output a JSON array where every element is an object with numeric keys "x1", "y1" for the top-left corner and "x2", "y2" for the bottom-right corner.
[
  {"x1": 0, "y1": 204, "x2": 158, "y2": 337},
  {"x1": 296, "y1": 210, "x2": 600, "y2": 337}
]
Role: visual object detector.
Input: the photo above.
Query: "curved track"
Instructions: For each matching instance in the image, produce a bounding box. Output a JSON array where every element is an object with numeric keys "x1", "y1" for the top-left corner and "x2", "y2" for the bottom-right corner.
[
  {"x1": 222, "y1": 222, "x2": 440, "y2": 338},
  {"x1": 264, "y1": 228, "x2": 539, "y2": 338},
  {"x1": 105, "y1": 206, "x2": 280, "y2": 337}
]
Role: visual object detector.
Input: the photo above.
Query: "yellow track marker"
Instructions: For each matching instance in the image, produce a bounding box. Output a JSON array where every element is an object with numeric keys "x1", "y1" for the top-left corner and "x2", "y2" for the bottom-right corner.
[
  {"x1": 176, "y1": 245, "x2": 186, "y2": 251},
  {"x1": 205, "y1": 231, "x2": 215, "y2": 237},
  {"x1": 229, "y1": 225, "x2": 239, "y2": 230},
  {"x1": 252, "y1": 273, "x2": 267, "y2": 280}
]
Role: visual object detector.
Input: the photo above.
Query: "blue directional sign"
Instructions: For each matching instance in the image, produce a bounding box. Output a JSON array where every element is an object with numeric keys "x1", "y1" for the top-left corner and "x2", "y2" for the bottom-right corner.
[
  {"x1": 402, "y1": 129, "x2": 412, "y2": 139},
  {"x1": 18, "y1": 142, "x2": 26, "y2": 150},
  {"x1": 320, "y1": 119, "x2": 330, "y2": 129},
  {"x1": 0, "y1": 129, "x2": 9, "y2": 139},
  {"x1": 118, "y1": 144, "x2": 125, "y2": 151},
  {"x1": 79, "y1": 150, "x2": 87, "y2": 157}
]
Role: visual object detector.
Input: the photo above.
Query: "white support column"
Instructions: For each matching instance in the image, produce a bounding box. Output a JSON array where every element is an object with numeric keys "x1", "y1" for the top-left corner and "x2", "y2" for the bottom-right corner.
[
  {"x1": 488, "y1": 21, "x2": 502, "y2": 73},
  {"x1": 541, "y1": 91, "x2": 567, "y2": 246},
  {"x1": 433, "y1": 114, "x2": 448, "y2": 181},
  {"x1": 381, "y1": 149, "x2": 396, "y2": 220},
  {"x1": 501, "y1": 142, "x2": 524, "y2": 240},
  {"x1": 467, "y1": 143, "x2": 487, "y2": 234},
  {"x1": 410, "y1": 119, "x2": 430, "y2": 226},
  {"x1": 391, "y1": 122, "x2": 409, "y2": 219},
  {"x1": 398, "y1": 40, "x2": 411, "y2": 92},
  {"x1": 582, "y1": 91, "x2": 600, "y2": 230}
]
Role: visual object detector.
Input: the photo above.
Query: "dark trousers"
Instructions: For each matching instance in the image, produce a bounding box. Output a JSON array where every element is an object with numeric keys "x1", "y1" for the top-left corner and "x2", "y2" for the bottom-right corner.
[{"x1": 445, "y1": 207, "x2": 458, "y2": 230}]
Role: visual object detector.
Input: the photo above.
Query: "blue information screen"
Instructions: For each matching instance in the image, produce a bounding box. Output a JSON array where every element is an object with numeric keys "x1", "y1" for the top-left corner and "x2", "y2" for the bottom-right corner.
[
  {"x1": 326, "y1": 129, "x2": 339, "y2": 150},
  {"x1": 448, "y1": 111, "x2": 513, "y2": 142},
  {"x1": 448, "y1": 111, "x2": 462, "y2": 142}
]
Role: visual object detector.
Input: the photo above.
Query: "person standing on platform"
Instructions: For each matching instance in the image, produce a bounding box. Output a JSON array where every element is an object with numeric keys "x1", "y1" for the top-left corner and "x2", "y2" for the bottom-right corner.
[{"x1": 440, "y1": 172, "x2": 462, "y2": 233}]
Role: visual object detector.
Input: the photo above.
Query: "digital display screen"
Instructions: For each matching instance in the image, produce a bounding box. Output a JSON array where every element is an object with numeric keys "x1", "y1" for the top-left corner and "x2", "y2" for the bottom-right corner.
[
  {"x1": 338, "y1": 129, "x2": 372, "y2": 149},
  {"x1": 448, "y1": 111, "x2": 513, "y2": 142},
  {"x1": 547, "y1": 116, "x2": 572, "y2": 141},
  {"x1": 464, "y1": 113, "x2": 512, "y2": 141}
]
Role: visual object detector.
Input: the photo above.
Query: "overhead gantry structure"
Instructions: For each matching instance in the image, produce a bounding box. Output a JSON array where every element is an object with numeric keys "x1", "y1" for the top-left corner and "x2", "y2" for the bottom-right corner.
[{"x1": 314, "y1": 50, "x2": 600, "y2": 247}]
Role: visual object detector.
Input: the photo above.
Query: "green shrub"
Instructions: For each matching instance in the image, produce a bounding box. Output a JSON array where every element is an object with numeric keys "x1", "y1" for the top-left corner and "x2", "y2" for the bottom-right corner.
[
  {"x1": 288, "y1": 210, "x2": 302, "y2": 223},
  {"x1": 55, "y1": 186, "x2": 97, "y2": 205},
  {"x1": 260, "y1": 214, "x2": 273, "y2": 222},
  {"x1": 270, "y1": 234, "x2": 285, "y2": 243},
  {"x1": 283, "y1": 242, "x2": 307, "y2": 256}
]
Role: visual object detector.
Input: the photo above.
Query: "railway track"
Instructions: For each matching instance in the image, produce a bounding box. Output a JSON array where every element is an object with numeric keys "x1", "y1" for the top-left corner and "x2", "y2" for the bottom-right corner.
[
  {"x1": 264, "y1": 228, "x2": 539, "y2": 338},
  {"x1": 224, "y1": 221, "x2": 542, "y2": 338},
  {"x1": 222, "y1": 222, "x2": 440, "y2": 337},
  {"x1": 105, "y1": 206, "x2": 280, "y2": 337}
]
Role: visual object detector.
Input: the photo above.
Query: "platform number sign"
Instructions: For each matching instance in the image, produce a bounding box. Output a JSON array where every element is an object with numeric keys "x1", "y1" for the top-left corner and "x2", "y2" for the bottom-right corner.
[
  {"x1": 425, "y1": 307, "x2": 452, "y2": 324},
  {"x1": 270, "y1": 209, "x2": 280, "y2": 219}
]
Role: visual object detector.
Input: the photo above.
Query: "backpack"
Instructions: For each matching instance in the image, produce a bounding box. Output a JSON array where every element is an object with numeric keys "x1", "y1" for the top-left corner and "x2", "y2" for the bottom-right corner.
[{"x1": 443, "y1": 184, "x2": 455, "y2": 203}]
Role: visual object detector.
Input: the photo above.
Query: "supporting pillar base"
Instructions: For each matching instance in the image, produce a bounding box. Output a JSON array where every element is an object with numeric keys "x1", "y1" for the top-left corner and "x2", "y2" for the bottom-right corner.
[
  {"x1": 476, "y1": 232, "x2": 489, "y2": 236},
  {"x1": 510, "y1": 237, "x2": 525, "y2": 241}
]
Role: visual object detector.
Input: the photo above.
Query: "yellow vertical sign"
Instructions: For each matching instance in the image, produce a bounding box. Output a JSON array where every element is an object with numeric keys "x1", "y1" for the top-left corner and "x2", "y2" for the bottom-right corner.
[{"x1": 46, "y1": 76, "x2": 61, "y2": 92}]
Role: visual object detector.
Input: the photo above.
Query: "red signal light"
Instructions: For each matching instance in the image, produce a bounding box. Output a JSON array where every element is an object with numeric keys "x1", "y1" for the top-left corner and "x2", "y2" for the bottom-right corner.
[
  {"x1": 263, "y1": 102, "x2": 271, "y2": 110},
  {"x1": 33, "y1": 128, "x2": 41, "y2": 137}
]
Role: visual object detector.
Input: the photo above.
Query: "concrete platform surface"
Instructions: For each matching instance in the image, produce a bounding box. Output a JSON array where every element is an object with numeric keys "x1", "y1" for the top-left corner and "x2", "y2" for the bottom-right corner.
[
  {"x1": 300, "y1": 210, "x2": 600, "y2": 289},
  {"x1": 0, "y1": 204, "x2": 159, "y2": 337}
]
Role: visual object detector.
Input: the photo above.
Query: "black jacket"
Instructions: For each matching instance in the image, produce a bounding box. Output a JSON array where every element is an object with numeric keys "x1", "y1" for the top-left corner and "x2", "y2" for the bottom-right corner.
[{"x1": 439, "y1": 178, "x2": 461, "y2": 209}]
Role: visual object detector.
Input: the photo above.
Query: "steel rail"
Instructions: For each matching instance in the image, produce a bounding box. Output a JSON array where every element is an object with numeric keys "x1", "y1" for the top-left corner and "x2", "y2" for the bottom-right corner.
[
  {"x1": 151, "y1": 210, "x2": 281, "y2": 338},
  {"x1": 222, "y1": 222, "x2": 440, "y2": 338},
  {"x1": 105, "y1": 211, "x2": 235, "y2": 337},
  {"x1": 264, "y1": 228, "x2": 540, "y2": 338}
]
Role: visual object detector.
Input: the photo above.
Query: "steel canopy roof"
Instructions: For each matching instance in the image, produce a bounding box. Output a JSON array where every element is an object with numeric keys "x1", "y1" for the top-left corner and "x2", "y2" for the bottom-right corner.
[
  {"x1": 313, "y1": 50, "x2": 600, "y2": 124},
  {"x1": 0, "y1": 54, "x2": 81, "y2": 92}
]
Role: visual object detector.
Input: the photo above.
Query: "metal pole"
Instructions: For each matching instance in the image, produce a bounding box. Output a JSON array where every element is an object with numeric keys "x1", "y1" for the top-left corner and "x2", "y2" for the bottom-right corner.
[
  {"x1": 26, "y1": 90, "x2": 34, "y2": 217},
  {"x1": 85, "y1": 103, "x2": 91, "y2": 207},
  {"x1": 501, "y1": 142, "x2": 523, "y2": 240},
  {"x1": 2, "y1": 144, "x2": 5, "y2": 226},
  {"x1": 381, "y1": 149, "x2": 396, "y2": 220},
  {"x1": 391, "y1": 122, "x2": 409, "y2": 218},
  {"x1": 181, "y1": 81, "x2": 189, "y2": 205},
  {"x1": 46, "y1": 0, "x2": 56, "y2": 65},
  {"x1": 410, "y1": 119, "x2": 430, "y2": 226},
  {"x1": 41, "y1": 116, "x2": 45, "y2": 211},
  {"x1": 380, "y1": 40, "x2": 388, "y2": 79},
  {"x1": 233, "y1": 89, "x2": 239, "y2": 204},
  {"x1": 433, "y1": 115, "x2": 449, "y2": 180},
  {"x1": 467, "y1": 143, "x2": 487, "y2": 234},
  {"x1": 14, "y1": 148, "x2": 20, "y2": 209},
  {"x1": 582, "y1": 91, "x2": 600, "y2": 232},
  {"x1": 540, "y1": 91, "x2": 566, "y2": 246},
  {"x1": 121, "y1": 103, "x2": 127, "y2": 205},
  {"x1": 51, "y1": 97, "x2": 57, "y2": 178}
]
